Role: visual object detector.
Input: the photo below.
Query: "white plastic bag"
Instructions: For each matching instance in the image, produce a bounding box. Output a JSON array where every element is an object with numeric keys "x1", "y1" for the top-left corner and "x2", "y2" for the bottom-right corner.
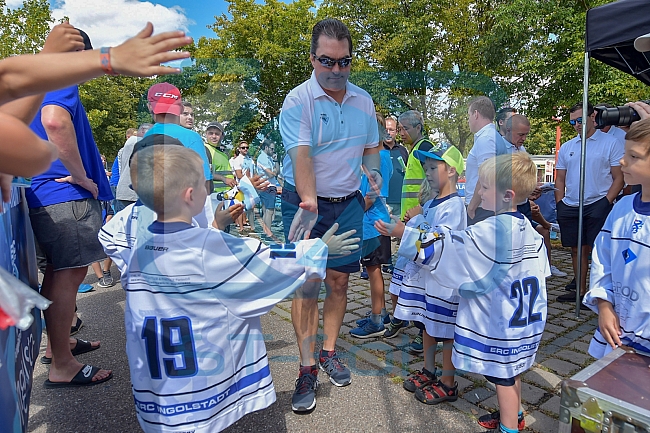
[{"x1": 0, "y1": 266, "x2": 51, "y2": 331}]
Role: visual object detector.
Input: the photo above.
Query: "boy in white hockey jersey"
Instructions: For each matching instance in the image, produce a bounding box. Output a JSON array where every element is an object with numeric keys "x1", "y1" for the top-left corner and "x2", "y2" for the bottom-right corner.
[
  {"x1": 376, "y1": 144, "x2": 466, "y2": 405},
  {"x1": 392, "y1": 153, "x2": 549, "y2": 433},
  {"x1": 583, "y1": 118, "x2": 650, "y2": 358},
  {"x1": 99, "y1": 145, "x2": 358, "y2": 433}
]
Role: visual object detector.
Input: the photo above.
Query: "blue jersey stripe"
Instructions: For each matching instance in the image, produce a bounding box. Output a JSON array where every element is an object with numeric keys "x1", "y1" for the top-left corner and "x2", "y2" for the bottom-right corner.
[
  {"x1": 398, "y1": 290, "x2": 457, "y2": 317},
  {"x1": 454, "y1": 333, "x2": 540, "y2": 357}
]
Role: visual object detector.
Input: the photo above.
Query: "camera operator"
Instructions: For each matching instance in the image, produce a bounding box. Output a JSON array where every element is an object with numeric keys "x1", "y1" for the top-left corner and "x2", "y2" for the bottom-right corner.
[{"x1": 554, "y1": 102, "x2": 625, "y2": 306}]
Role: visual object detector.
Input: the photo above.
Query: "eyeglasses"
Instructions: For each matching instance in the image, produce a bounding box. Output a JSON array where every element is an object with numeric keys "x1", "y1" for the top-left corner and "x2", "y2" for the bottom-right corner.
[
  {"x1": 569, "y1": 117, "x2": 583, "y2": 126},
  {"x1": 240, "y1": 146, "x2": 249, "y2": 149},
  {"x1": 312, "y1": 55, "x2": 352, "y2": 69}
]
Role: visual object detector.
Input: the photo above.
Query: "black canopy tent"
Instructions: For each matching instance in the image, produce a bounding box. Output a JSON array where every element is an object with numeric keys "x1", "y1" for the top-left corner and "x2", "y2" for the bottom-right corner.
[
  {"x1": 570, "y1": 0, "x2": 650, "y2": 317},
  {"x1": 586, "y1": 0, "x2": 650, "y2": 85}
]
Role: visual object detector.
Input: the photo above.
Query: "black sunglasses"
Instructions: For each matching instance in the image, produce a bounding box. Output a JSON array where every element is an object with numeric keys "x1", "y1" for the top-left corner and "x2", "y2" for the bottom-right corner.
[{"x1": 312, "y1": 55, "x2": 352, "y2": 69}]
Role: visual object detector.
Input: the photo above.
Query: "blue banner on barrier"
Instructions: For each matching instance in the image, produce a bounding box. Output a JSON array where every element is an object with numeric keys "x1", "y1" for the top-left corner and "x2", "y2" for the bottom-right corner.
[{"x1": 0, "y1": 187, "x2": 41, "y2": 433}]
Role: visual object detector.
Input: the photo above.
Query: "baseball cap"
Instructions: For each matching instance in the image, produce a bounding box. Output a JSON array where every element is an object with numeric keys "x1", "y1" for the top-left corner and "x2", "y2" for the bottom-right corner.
[
  {"x1": 129, "y1": 134, "x2": 183, "y2": 165},
  {"x1": 634, "y1": 33, "x2": 650, "y2": 52},
  {"x1": 75, "y1": 28, "x2": 93, "y2": 51},
  {"x1": 147, "y1": 83, "x2": 182, "y2": 116},
  {"x1": 206, "y1": 121, "x2": 224, "y2": 132},
  {"x1": 414, "y1": 143, "x2": 465, "y2": 175}
]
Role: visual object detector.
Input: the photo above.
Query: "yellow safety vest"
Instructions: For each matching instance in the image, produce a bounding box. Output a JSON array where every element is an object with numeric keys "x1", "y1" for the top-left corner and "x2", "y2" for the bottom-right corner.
[
  {"x1": 205, "y1": 144, "x2": 234, "y2": 193},
  {"x1": 400, "y1": 137, "x2": 433, "y2": 219}
]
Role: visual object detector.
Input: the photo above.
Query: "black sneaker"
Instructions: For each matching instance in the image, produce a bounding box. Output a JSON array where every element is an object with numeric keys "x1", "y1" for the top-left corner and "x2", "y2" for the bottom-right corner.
[
  {"x1": 557, "y1": 291, "x2": 590, "y2": 309},
  {"x1": 477, "y1": 410, "x2": 525, "y2": 431},
  {"x1": 383, "y1": 318, "x2": 406, "y2": 338},
  {"x1": 291, "y1": 366, "x2": 319, "y2": 412},
  {"x1": 319, "y1": 350, "x2": 351, "y2": 387},
  {"x1": 565, "y1": 277, "x2": 576, "y2": 291}
]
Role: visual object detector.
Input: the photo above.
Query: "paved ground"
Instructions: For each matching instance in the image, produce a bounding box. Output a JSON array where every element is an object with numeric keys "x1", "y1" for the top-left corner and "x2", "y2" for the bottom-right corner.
[{"x1": 28, "y1": 212, "x2": 597, "y2": 433}]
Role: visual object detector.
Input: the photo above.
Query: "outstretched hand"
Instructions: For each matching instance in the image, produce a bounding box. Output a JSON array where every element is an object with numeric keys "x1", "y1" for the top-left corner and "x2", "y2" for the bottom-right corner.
[
  {"x1": 288, "y1": 201, "x2": 317, "y2": 242},
  {"x1": 110, "y1": 22, "x2": 192, "y2": 77},
  {"x1": 321, "y1": 223, "x2": 360, "y2": 256},
  {"x1": 250, "y1": 174, "x2": 269, "y2": 191},
  {"x1": 375, "y1": 215, "x2": 405, "y2": 238},
  {"x1": 214, "y1": 202, "x2": 244, "y2": 231}
]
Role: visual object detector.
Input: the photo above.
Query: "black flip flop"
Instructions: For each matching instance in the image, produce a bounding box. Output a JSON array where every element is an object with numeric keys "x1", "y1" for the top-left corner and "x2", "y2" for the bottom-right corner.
[
  {"x1": 43, "y1": 364, "x2": 113, "y2": 389},
  {"x1": 70, "y1": 317, "x2": 84, "y2": 336},
  {"x1": 40, "y1": 338, "x2": 101, "y2": 365}
]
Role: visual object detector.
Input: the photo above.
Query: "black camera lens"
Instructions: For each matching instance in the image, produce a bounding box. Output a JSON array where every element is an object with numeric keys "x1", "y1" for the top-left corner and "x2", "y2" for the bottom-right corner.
[{"x1": 595, "y1": 100, "x2": 650, "y2": 129}]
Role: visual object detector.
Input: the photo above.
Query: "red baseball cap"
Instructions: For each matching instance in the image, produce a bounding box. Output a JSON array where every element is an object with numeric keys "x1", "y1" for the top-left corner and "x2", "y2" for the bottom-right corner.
[{"x1": 147, "y1": 83, "x2": 182, "y2": 116}]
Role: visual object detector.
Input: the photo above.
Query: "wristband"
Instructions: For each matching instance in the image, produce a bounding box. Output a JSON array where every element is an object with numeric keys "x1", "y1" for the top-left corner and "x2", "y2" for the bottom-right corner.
[{"x1": 99, "y1": 47, "x2": 118, "y2": 76}]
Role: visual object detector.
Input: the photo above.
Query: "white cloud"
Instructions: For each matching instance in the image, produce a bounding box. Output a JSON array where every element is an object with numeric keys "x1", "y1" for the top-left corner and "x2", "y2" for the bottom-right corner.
[
  {"x1": 51, "y1": 0, "x2": 193, "y2": 48},
  {"x1": 5, "y1": 0, "x2": 25, "y2": 8}
]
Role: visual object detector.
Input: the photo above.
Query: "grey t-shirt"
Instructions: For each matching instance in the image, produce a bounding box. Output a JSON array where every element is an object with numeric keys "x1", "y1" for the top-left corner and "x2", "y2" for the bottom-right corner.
[{"x1": 115, "y1": 136, "x2": 139, "y2": 202}]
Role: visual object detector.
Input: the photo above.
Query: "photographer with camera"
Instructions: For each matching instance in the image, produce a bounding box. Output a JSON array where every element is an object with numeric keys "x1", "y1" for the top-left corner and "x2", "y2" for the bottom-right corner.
[{"x1": 554, "y1": 102, "x2": 625, "y2": 305}]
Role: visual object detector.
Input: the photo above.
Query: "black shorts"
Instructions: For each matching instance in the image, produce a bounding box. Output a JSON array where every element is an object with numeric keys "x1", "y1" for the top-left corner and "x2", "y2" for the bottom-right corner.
[
  {"x1": 484, "y1": 374, "x2": 516, "y2": 387},
  {"x1": 556, "y1": 197, "x2": 613, "y2": 247},
  {"x1": 361, "y1": 235, "x2": 391, "y2": 266},
  {"x1": 29, "y1": 198, "x2": 106, "y2": 271},
  {"x1": 281, "y1": 183, "x2": 363, "y2": 273}
]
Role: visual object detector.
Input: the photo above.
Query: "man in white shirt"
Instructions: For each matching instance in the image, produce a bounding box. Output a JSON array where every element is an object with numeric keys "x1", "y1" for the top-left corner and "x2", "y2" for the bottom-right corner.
[
  {"x1": 555, "y1": 102, "x2": 625, "y2": 304},
  {"x1": 279, "y1": 18, "x2": 380, "y2": 413},
  {"x1": 465, "y1": 96, "x2": 510, "y2": 224}
]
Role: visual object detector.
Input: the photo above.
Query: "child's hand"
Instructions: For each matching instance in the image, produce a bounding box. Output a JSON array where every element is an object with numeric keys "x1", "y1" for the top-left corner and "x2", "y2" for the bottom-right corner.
[
  {"x1": 597, "y1": 300, "x2": 622, "y2": 350},
  {"x1": 404, "y1": 205, "x2": 422, "y2": 222},
  {"x1": 322, "y1": 223, "x2": 360, "y2": 256},
  {"x1": 213, "y1": 202, "x2": 244, "y2": 230},
  {"x1": 375, "y1": 216, "x2": 405, "y2": 238}
]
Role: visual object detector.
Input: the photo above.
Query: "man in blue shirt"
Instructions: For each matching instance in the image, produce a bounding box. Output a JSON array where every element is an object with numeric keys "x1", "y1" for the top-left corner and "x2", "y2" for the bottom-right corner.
[{"x1": 28, "y1": 83, "x2": 113, "y2": 386}]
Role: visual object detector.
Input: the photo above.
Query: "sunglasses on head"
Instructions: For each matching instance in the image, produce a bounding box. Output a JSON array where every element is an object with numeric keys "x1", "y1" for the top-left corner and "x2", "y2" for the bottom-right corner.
[
  {"x1": 312, "y1": 55, "x2": 352, "y2": 69},
  {"x1": 569, "y1": 117, "x2": 583, "y2": 126}
]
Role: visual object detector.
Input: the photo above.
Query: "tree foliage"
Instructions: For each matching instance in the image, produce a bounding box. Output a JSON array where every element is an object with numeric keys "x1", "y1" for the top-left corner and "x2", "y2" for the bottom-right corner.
[{"x1": 0, "y1": 0, "x2": 52, "y2": 57}]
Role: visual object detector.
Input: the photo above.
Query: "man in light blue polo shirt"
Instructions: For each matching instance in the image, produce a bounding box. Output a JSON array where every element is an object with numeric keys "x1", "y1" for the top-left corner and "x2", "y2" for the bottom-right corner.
[
  {"x1": 279, "y1": 18, "x2": 380, "y2": 413},
  {"x1": 143, "y1": 83, "x2": 212, "y2": 193}
]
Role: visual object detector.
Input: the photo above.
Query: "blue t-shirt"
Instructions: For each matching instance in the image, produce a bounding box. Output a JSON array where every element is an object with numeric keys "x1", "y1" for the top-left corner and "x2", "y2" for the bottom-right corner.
[
  {"x1": 109, "y1": 156, "x2": 120, "y2": 187},
  {"x1": 144, "y1": 123, "x2": 211, "y2": 181},
  {"x1": 361, "y1": 150, "x2": 393, "y2": 240},
  {"x1": 26, "y1": 86, "x2": 113, "y2": 208}
]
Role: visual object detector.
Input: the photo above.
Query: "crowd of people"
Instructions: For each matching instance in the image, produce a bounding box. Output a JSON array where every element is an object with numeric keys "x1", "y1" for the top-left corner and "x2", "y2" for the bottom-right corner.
[{"x1": 1, "y1": 17, "x2": 650, "y2": 433}]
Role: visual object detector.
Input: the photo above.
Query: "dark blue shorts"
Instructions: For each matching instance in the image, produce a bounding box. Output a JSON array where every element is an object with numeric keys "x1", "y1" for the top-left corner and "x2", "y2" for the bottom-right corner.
[
  {"x1": 517, "y1": 200, "x2": 539, "y2": 229},
  {"x1": 484, "y1": 374, "x2": 516, "y2": 387},
  {"x1": 281, "y1": 183, "x2": 363, "y2": 273}
]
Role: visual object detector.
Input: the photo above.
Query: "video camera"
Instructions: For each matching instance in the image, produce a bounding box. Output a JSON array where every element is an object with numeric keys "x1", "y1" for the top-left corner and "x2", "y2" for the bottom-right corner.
[{"x1": 595, "y1": 100, "x2": 650, "y2": 129}]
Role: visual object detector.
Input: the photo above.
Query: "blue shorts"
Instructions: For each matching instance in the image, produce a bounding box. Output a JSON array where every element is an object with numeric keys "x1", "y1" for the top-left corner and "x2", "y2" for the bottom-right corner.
[
  {"x1": 484, "y1": 374, "x2": 516, "y2": 387},
  {"x1": 259, "y1": 186, "x2": 277, "y2": 209},
  {"x1": 517, "y1": 200, "x2": 539, "y2": 229},
  {"x1": 281, "y1": 183, "x2": 363, "y2": 273}
]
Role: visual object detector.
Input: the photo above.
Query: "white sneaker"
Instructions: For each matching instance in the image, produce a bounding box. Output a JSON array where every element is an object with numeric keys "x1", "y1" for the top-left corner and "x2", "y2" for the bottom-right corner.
[{"x1": 550, "y1": 265, "x2": 568, "y2": 277}]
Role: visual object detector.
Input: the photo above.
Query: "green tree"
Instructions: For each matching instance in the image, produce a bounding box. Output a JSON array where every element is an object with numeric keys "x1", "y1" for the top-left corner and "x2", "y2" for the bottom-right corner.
[
  {"x1": 79, "y1": 75, "x2": 154, "y2": 159},
  {"x1": 0, "y1": 0, "x2": 52, "y2": 57}
]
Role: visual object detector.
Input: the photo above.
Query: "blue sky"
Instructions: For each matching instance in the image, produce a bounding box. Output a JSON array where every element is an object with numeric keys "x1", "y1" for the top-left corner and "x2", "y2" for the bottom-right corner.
[{"x1": 150, "y1": 0, "x2": 229, "y2": 41}]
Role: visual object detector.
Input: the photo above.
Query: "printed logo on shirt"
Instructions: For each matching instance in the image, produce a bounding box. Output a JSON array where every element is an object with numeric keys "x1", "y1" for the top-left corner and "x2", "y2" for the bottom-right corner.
[
  {"x1": 632, "y1": 219, "x2": 643, "y2": 234},
  {"x1": 320, "y1": 113, "x2": 329, "y2": 125},
  {"x1": 145, "y1": 245, "x2": 169, "y2": 252},
  {"x1": 622, "y1": 248, "x2": 637, "y2": 264}
]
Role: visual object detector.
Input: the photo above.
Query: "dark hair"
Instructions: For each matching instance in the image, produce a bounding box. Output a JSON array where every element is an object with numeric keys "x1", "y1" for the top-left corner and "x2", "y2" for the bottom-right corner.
[
  {"x1": 496, "y1": 107, "x2": 516, "y2": 125},
  {"x1": 261, "y1": 139, "x2": 274, "y2": 151},
  {"x1": 310, "y1": 18, "x2": 352, "y2": 56},
  {"x1": 569, "y1": 102, "x2": 594, "y2": 116},
  {"x1": 182, "y1": 101, "x2": 193, "y2": 108}
]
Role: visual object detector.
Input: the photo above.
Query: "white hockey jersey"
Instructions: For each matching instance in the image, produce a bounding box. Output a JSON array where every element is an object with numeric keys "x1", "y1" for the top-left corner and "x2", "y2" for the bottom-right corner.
[
  {"x1": 584, "y1": 193, "x2": 650, "y2": 358},
  {"x1": 99, "y1": 211, "x2": 328, "y2": 433},
  {"x1": 392, "y1": 194, "x2": 466, "y2": 339},
  {"x1": 399, "y1": 212, "x2": 549, "y2": 379}
]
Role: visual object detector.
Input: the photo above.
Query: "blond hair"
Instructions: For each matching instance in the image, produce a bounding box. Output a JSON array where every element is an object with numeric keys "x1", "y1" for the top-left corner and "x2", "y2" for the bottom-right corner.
[
  {"x1": 626, "y1": 118, "x2": 650, "y2": 155},
  {"x1": 478, "y1": 152, "x2": 537, "y2": 202},
  {"x1": 130, "y1": 146, "x2": 204, "y2": 215}
]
